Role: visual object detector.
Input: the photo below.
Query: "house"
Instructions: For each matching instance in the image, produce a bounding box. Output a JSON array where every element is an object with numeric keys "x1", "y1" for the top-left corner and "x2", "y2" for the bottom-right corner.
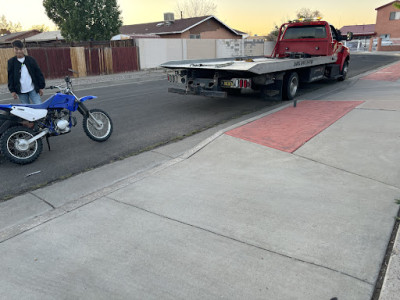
[
  {"x1": 339, "y1": 24, "x2": 375, "y2": 40},
  {"x1": 22, "y1": 31, "x2": 66, "y2": 47},
  {"x1": 120, "y1": 14, "x2": 245, "y2": 39},
  {"x1": 0, "y1": 30, "x2": 40, "y2": 45},
  {"x1": 375, "y1": 1, "x2": 400, "y2": 39},
  {"x1": 24, "y1": 31, "x2": 64, "y2": 43}
]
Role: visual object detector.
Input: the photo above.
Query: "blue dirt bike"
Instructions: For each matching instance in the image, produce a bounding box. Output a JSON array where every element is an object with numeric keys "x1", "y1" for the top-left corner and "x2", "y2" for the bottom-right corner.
[{"x1": 0, "y1": 75, "x2": 113, "y2": 165}]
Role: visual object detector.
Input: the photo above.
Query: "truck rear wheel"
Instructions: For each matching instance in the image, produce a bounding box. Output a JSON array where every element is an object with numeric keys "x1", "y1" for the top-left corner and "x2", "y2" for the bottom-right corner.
[{"x1": 283, "y1": 72, "x2": 299, "y2": 100}]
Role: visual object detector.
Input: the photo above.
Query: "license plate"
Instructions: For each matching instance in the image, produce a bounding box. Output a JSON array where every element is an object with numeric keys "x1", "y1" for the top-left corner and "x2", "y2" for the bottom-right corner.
[{"x1": 221, "y1": 80, "x2": 234, "y2": 87}]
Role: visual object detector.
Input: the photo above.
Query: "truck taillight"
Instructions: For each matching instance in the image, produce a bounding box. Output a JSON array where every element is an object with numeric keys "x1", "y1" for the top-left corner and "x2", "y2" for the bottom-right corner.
[
  {"x1": 233, "y1": 78, "x2": 251, "y2": 89},
  {"x1": 168, "y1": 73, "x2": 188, "y2": 84}
]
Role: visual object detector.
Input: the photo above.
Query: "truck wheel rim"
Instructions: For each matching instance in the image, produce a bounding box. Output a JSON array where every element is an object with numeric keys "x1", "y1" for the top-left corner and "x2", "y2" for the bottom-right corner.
[
  {"x1": 290, "y1": 77, "x2": 298, "y2": 96},
  {"x1": 343, "y1": 64, "x2": 348, "y2": 76}
]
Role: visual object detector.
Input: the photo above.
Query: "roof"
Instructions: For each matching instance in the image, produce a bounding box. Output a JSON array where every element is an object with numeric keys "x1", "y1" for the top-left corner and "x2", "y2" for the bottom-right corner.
[
  {"x1": 111, "y1": 33, "x2": 160, "y2": 40},
  {"x1": 339, "y1": 24, "x2": 376, "y2": 36},
  {"x1": 233, "y1": 29, "x2": 247, "y2": 36},
  {"x1": 0, "y1": 30, "x2": 40, "y2": 43},
  {"x1": 120, "y1": 15, "x2": 242, "y2": 36},
  {"x1": 24, "y1": 31, "x2": 64, "y2": 42},
  {"x1": 375, "y1": 1, "x2": 400, "y2": 10}
]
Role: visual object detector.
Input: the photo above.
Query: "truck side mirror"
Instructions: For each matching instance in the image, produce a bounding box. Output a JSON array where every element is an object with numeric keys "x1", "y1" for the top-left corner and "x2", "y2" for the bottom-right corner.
[
  {"x1": 346, "y1": 32, "x2": 354, "y2": 41},
  {"x1": 336, "y1": 30, "x2": 343, "y2": 41}
]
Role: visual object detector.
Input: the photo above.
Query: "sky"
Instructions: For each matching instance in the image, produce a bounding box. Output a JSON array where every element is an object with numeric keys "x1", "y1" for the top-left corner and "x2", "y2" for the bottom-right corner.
[{"x1": 0, "y1": 0, "x2": 394, "y2": 36}]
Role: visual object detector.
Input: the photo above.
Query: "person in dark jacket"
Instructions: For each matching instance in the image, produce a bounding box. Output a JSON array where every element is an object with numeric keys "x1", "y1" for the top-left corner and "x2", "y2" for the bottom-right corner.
[{"x1": 8, "y1": 40, "x2": 45, "y2": 104}]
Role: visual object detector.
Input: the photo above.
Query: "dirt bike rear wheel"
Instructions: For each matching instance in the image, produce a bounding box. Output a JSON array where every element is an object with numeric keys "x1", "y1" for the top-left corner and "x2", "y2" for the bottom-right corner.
[
  {"x1": 82, "y1": 109, "x2": 113, "y2": 142},
  {"x1": 0, "y1": 126, "x2": 43, "y2": 165}
]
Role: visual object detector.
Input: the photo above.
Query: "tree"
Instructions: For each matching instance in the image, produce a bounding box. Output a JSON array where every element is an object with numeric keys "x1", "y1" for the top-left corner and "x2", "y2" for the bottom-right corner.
[
  {"x1": 30, "y1": 24, "x2": 50, "y2": 33},
  {"x1": 266, "y1": 8, "x2": 323, "y2": 41},
  {"x1": 296, "y1": 8, "x2": 323, "y2": 19},
  {"x1": 394, "y1": 2, "x2": 400, "y2": 9},
  {"x1": 176, "y1": 0, "x2": 217, "y2": 18},
  {"x1": 0, "y1": 15, "x2": 22, "y2": 33},
  {"x1": 266, "y1": 25, "x2": 279, "y2": 41},
  {"x1": 43, "y1": 0, "x2": 122, "y2": 41}
]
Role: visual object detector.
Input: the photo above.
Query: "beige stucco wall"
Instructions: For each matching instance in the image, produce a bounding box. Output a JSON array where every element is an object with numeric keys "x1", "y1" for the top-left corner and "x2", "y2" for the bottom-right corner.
[{"x1": 186, "y1": 39, "x2": 216, "y2": 59}]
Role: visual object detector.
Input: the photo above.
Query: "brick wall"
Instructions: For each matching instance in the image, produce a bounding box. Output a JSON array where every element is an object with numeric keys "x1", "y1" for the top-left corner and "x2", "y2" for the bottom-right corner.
[{"x1": 375, "y1": 1, "x2": 400, "y2": 38}]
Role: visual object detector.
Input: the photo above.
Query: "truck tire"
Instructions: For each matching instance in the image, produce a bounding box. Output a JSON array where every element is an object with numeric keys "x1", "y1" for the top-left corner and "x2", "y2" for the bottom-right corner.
[
  {"x1": 283, "y1": 72, "x2": 299, "y2": 100},
  {"x1": 338, "y1": 60, "x2": 349, "y2": 81}
]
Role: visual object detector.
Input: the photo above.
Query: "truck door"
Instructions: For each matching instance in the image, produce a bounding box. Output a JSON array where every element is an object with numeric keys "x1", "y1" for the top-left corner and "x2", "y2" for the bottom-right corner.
[{"x1": 329, "y1": 25, "x2": 343, "y2": 56}]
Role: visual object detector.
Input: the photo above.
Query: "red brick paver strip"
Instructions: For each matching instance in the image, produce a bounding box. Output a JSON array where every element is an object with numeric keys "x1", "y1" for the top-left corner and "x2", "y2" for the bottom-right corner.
[
  {"x1": 361, "y1": 61, "x2": 400, "y2": 82},
  {"x1": 226, "y1": 100, "x2": 363, "y2": 153}
]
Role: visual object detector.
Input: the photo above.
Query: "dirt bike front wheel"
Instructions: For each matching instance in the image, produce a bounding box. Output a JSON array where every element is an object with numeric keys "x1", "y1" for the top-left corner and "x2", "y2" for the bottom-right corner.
[
  {"x1": 0, "y1": 126, "x2": 43, "y2": 165},
  {"x1": 82, "y1": 109, "x2": 113, "y2": 142}
]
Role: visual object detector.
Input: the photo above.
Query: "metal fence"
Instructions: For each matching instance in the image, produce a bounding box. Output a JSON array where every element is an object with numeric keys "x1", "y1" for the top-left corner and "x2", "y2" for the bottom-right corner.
[
  {"x1": 344, "y1": 38, "x2": 400, "y2": 52},
  {"x1": 343, "y1": 40, "x2": 373, "y2": 52}
]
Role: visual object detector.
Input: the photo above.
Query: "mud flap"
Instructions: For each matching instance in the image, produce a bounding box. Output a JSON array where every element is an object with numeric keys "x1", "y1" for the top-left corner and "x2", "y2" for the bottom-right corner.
[{"x1": 260, "y1": 75, "x2": 284, "y2": 101}]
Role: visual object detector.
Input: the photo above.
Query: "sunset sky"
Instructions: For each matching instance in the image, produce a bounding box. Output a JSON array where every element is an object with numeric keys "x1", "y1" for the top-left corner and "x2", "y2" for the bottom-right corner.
[{"x1": 1, "y1": 0, "x2": 393, "y2": 36}]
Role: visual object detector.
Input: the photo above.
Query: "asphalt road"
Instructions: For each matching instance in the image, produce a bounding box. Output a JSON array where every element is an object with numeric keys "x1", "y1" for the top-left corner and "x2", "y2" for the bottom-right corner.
[{"x1": 0, "y1": 53, "x2": 399, "y2": 200}]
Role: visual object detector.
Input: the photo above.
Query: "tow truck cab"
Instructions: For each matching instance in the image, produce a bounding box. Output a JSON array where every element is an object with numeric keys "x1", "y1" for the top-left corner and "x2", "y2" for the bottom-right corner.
[
  {"x1": 273, "y1": 20, "x2": 351, "y2": 79},
  {"x1": 275, "y1": 21, "x2": 346, "y2": 56}
]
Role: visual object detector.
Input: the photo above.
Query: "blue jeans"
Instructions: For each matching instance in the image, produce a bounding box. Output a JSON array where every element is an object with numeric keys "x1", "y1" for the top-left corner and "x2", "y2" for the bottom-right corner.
[{"x1": 18, "y1": 90, "x2": 42, "y2": 104}]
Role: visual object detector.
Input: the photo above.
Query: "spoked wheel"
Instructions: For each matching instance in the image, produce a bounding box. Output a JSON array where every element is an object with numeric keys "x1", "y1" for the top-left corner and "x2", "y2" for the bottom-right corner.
[
  {"x1": 283, "y1": 72, "x2": 299, "y2": 100},
  {"x1": 83, "y1": 109, "x2": 113, "y2": 142},
  {"x1": 0, "y1": 126, "x2": 43, "y2": 165}
]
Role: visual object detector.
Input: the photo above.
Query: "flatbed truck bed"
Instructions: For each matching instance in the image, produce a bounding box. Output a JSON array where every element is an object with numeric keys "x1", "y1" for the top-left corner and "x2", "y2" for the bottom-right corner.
[{"x1": 161, "y1": 19, "x2": 352, "y2": 100}]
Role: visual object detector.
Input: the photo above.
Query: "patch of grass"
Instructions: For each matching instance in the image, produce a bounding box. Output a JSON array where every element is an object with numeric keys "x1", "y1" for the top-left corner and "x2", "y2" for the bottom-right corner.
[{"x1": 1, "y1": 194, "x2": 14, "y2": 201}]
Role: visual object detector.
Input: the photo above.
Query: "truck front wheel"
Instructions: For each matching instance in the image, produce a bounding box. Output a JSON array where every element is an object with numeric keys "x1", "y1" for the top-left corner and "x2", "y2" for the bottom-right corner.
[
  {"x1": 283, "y1": 72, "x2": 299, "y2": 100},
  {"x1": 338, "y1": 61, "x2": 349, "y2": 81}
]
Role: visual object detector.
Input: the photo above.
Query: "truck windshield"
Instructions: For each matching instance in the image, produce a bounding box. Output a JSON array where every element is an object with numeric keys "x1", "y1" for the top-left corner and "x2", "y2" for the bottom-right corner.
[{"x1": 283, "y1": 25, "x2": 327, "y2": 39}]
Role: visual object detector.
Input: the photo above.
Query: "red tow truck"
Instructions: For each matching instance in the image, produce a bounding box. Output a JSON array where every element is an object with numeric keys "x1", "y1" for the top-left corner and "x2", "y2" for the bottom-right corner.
[{"x1": 161, "y1": 19, "x2": 353, "y2": 100}]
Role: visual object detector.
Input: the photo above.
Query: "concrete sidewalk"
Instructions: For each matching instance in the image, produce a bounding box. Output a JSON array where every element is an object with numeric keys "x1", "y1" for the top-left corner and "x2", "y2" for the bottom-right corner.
[{"x1": 0, "y1": 63, "x2": 400, "y2": 299}]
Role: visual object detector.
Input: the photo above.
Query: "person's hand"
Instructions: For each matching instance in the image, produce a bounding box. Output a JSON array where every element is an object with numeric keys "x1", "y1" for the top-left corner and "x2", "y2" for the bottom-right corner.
[
  {"x1": 11, "y1": 92, "x2": 18, "y2": 99},
  {"x1": 39, "y1": 89, "x2": 44, "y2": 96}
]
